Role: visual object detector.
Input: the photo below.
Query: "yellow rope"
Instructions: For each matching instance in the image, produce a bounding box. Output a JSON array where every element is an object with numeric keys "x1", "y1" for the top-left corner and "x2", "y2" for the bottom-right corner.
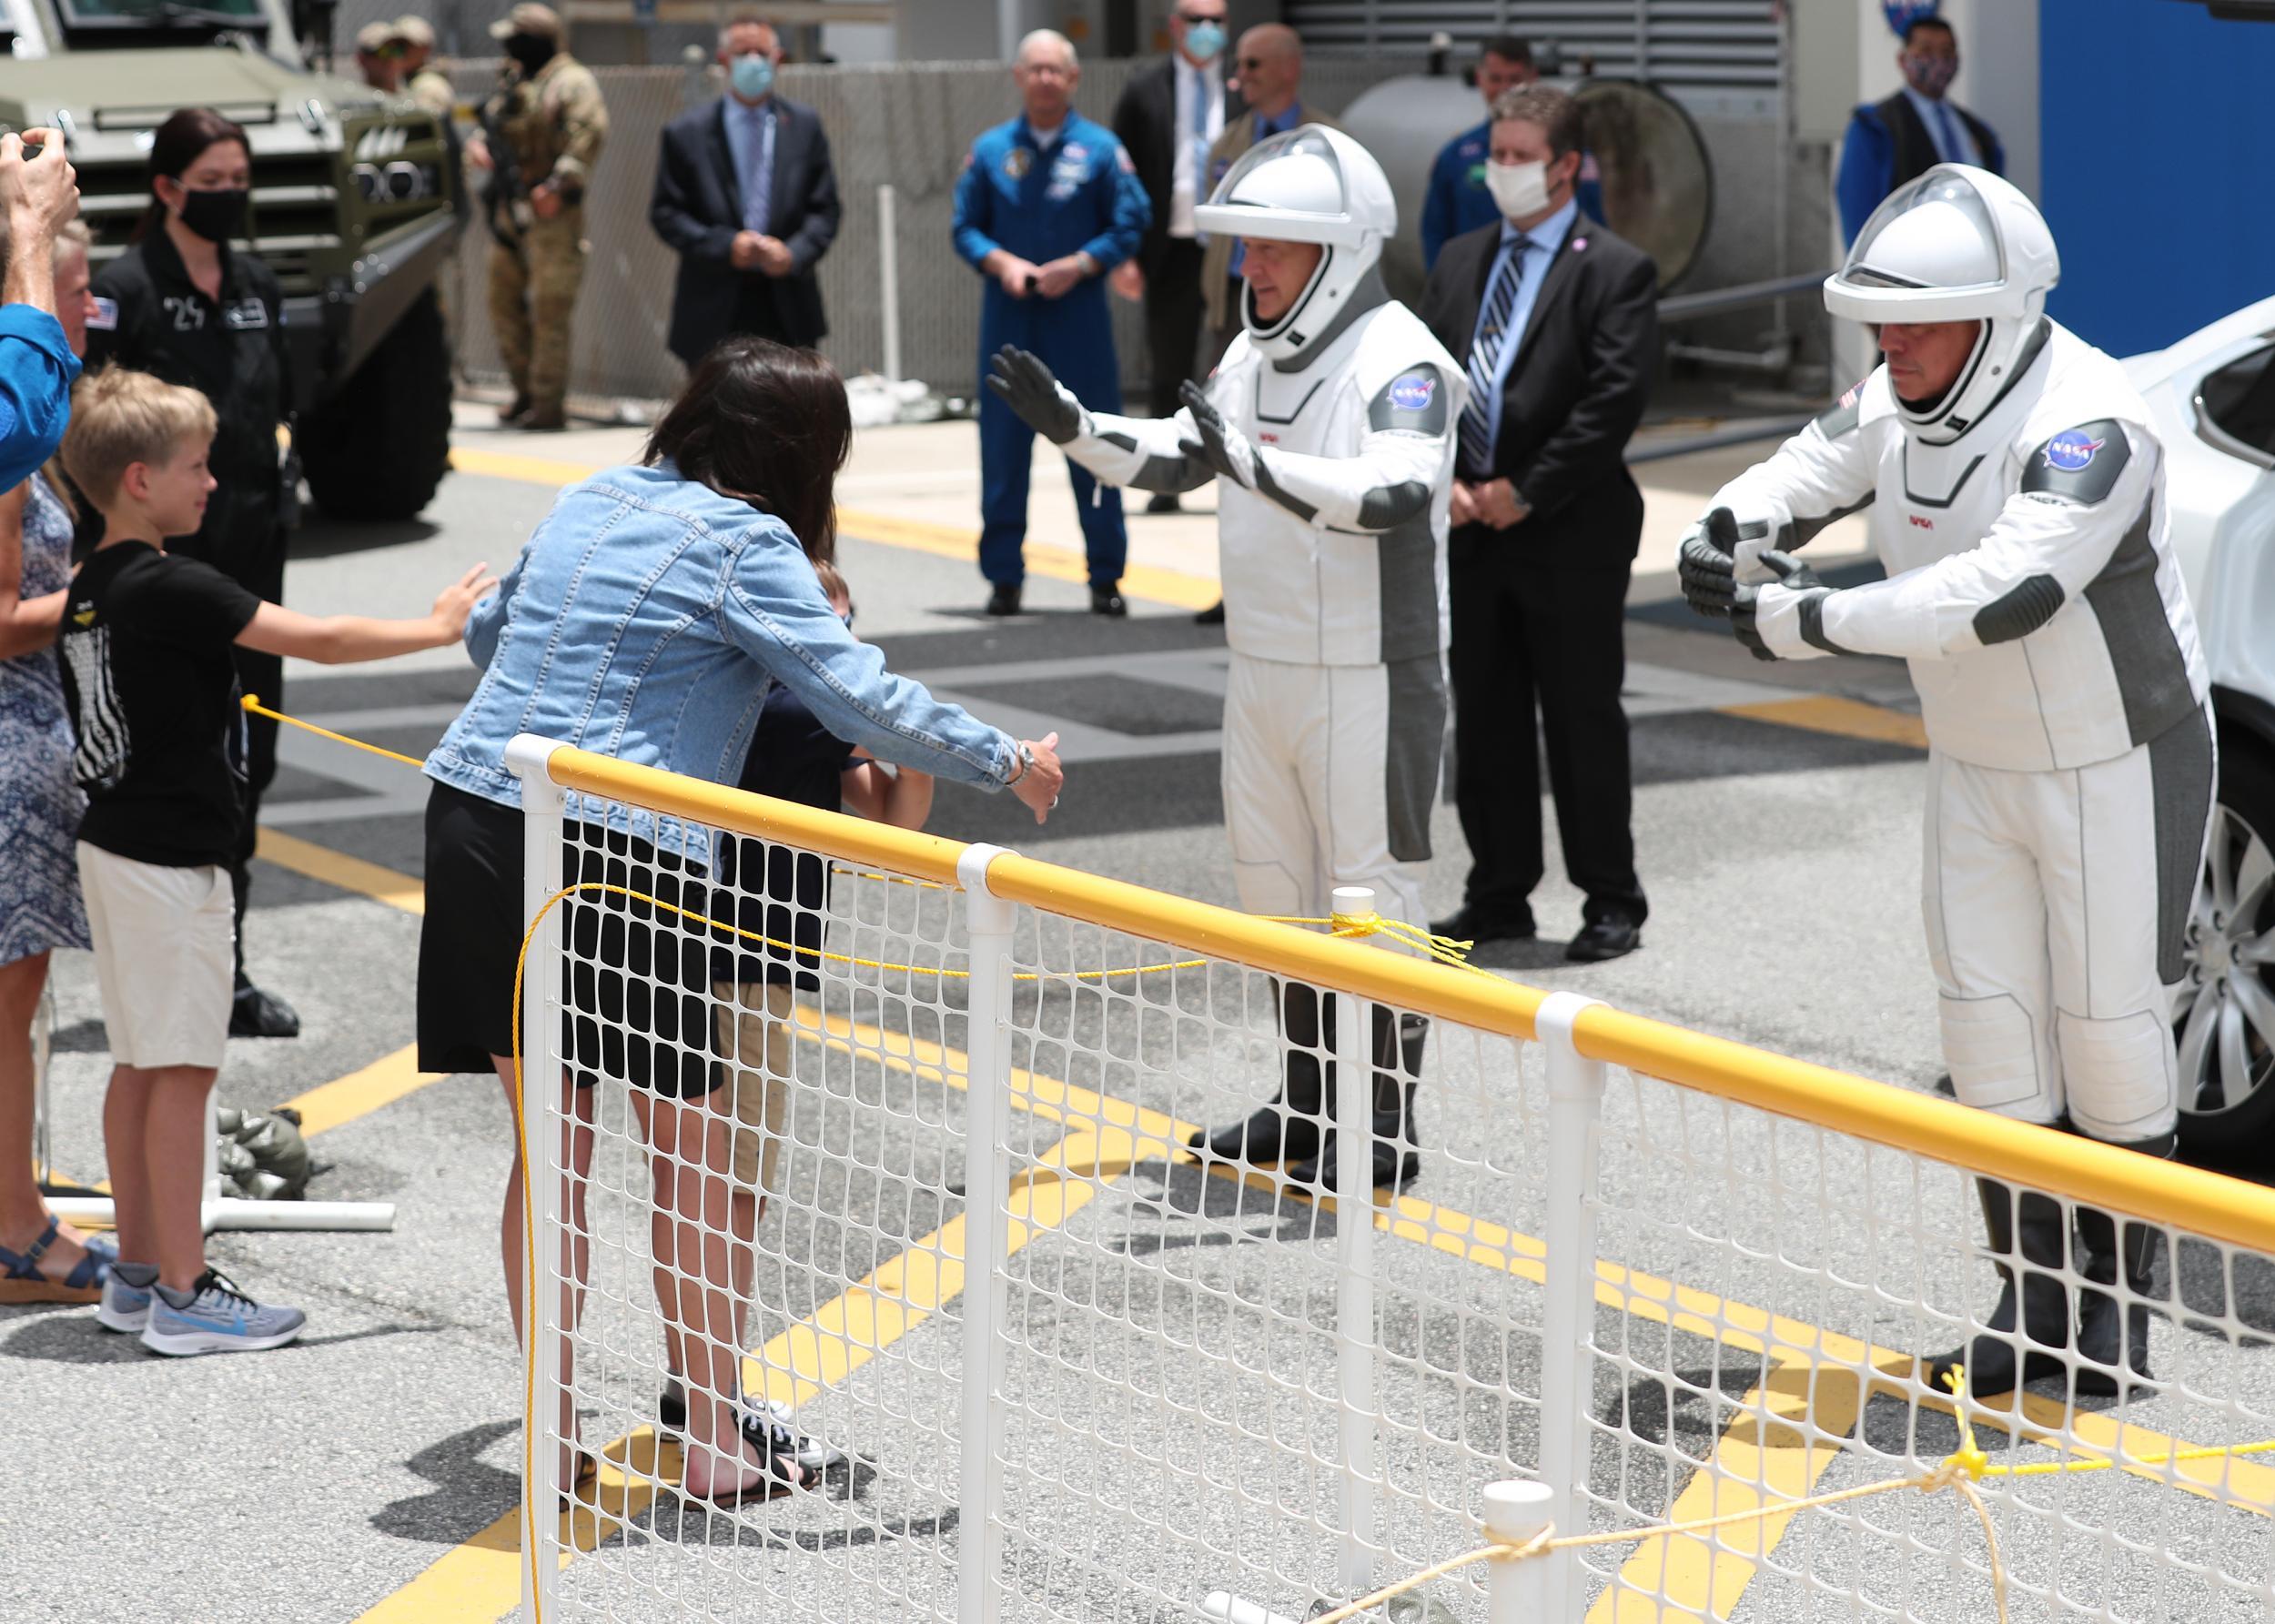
[{"x1": 242, "y1": 694, "x2": 427, "y2": 769}]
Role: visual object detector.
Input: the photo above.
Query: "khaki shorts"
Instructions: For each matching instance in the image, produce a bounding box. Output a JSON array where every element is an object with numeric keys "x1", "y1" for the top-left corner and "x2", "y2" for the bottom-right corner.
[
  {"x1": 713, "y1": 980, "x2": 796, "y2": 1193},
  {"x1": 77, "y1": 842, "x2": 235, "y2": 1070}
]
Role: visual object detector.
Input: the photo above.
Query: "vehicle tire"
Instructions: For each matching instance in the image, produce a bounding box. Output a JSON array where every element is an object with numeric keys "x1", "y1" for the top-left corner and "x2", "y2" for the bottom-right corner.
[
  {"x1": 2175, "y1": 735, "x2": 2275, "y2": 1164},
  {"x1": 299, "y1": 287, "x2": 452, "y2": 522}
]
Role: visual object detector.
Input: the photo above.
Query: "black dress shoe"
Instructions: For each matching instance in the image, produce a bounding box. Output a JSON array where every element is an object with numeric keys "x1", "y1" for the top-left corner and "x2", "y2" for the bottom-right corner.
[
  {"x1": 1187, "y1": 1104, "x2": 1321, "y2": 1167},
  {"x1": 1428, "y1": 903, "x2": 1535, "y2": 945},
  {"x1": 1564, "y1": 918, "x2": 1642, "y2": 963},
  {"x1": 1193, "y1": 600, "x2": 1225, "y2": 626},
  {"x1": 229, "y1": 983, "x2": 302, "y2": 1039},
  {"x1": 1090, "y1": 586, "x2": 1127, "y2": 617},
  {"x1": 986, "y1": 582, "x2": 1022, "y2": 616},
  {"x1": 1286, "y1": 1131, "x2": 1419, "y2": 1194},
  {"x1": 1144, "y1": 491, "x2": 1182, "y2": 515}
]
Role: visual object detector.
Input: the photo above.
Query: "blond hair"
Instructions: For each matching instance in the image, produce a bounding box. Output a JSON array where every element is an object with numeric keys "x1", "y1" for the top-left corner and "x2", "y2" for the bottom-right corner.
[{"x1": 62, "y1": 367, "x2": 217, "y2": 509}]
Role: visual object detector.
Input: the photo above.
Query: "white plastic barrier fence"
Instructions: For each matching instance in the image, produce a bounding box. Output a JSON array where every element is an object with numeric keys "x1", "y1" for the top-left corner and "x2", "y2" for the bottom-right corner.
[{"x1": 506, "y1": 737, "x2": 2275, "y2": 1623}]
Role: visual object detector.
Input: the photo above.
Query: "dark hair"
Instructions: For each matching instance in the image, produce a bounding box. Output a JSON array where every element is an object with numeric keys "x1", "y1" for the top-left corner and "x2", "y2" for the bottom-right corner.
[
  {"x1": 1479, "y1": 34, "x2": 1533, "y2": 67},
  {"x1": 1903, "y1": 16, "x2": 1956, "y2": 46},
  {"x1": 643, "y1": 338, "x2": 851, "y2": 564},
  {"x1": 1488, "y1": 85, "x2": 1581, "y2": 162},
  {"x1": 134, "y1": 107, "x2": 251, "y2": 243}
]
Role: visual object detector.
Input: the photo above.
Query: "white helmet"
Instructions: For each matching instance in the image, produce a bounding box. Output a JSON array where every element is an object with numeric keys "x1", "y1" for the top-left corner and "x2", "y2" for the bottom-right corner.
[
  {"x1": 1825, "y1": 164, "x2": 2059, "y2": 444},
  {"x1": 1196, "y1": 125, "x2": 1396, "y2": 363}
]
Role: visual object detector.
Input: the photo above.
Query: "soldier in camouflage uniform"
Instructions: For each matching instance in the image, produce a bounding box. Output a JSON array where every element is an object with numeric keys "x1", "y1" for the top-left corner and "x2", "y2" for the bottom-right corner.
[
  {"x1": 467, "y1": 2, "x2": 607, "y2": 430},
  {"x1": 397, "y1": 15, "x2": 465, "y2": 358}
]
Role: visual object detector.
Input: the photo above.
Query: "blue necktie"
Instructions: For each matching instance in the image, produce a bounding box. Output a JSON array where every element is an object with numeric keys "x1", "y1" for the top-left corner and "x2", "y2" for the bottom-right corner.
[
  {"x1": 1459, "y1": 235, "x2": 1529, "y2": 475},
  {"x1": 1930, "y1": 99, "x2": 1964, "y2": 163},
  {"x1": 742, "y1": 106, "x2": 773, "y2": 232}
]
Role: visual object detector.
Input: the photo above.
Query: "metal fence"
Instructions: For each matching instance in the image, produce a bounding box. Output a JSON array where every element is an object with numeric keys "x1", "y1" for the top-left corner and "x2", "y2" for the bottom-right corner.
[
  {"x1": 508, "y1": 737, "x2": 2275, "y2": 1624},
  {"x1": 429, "y1": 54, "x2": 1807, "y2": 413}
]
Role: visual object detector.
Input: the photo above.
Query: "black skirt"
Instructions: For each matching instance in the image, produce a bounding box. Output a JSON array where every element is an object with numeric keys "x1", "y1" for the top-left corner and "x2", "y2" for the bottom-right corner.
[{"x1": 417, "y1": 781, "x2": 718, "y2": 1099}]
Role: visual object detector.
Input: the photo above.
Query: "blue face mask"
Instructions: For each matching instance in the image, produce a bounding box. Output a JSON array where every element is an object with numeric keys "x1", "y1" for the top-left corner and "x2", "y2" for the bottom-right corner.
[
  {"x1": 731, "y1": 53, "x2": 774, "y2": 100},
  {"x1": 1182, "y1": 19, "x2": 1225, "y2": 62}
]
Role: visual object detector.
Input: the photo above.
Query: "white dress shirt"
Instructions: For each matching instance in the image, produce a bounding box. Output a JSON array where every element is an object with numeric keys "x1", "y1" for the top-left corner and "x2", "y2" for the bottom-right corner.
[{"x1": 1169, "y1": 54, "x2": 1225, "y2": 238}]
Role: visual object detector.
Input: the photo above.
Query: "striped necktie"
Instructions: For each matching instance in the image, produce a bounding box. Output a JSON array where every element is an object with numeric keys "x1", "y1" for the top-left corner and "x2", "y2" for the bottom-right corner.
[{"x1": 1459, "y1": 234, "x2": 1530, "y2": 475}]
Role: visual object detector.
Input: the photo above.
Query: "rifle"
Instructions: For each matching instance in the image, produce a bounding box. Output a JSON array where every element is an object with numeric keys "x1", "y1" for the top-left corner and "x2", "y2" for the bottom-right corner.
[{"x1": 477, "y1": 74, "x2": 531, "y2": 247}]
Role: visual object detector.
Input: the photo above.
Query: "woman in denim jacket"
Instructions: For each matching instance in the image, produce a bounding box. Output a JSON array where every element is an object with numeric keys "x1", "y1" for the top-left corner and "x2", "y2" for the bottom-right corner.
[{"x1": 418, "y1": 338, "x2": 1064, "y2": 1507}]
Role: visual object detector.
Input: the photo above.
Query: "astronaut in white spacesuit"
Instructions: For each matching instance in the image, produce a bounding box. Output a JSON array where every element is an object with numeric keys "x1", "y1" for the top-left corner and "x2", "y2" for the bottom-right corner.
[
  {"x1": 987, "y1": 125, "x2": 1463, "y2": 1192},
  {"x1": 1681, "y1": 165, "x2": 2211, "y2": 1399}
]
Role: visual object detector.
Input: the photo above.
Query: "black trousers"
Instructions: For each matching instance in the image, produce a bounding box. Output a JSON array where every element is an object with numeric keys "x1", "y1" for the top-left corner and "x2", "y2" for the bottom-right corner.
[
  {"x1": 1140, "y1": 239, "x2": 1207, "y2": 417},
  {"x1": 731, "y1": 281, "x2": 795, "y2": 348},
  {"x1": 1448, "y1": 540, "x2": 1645, "y2": 929},
  {"x1": 229, "y1": 644, "x2": 283, "y2": 984}
]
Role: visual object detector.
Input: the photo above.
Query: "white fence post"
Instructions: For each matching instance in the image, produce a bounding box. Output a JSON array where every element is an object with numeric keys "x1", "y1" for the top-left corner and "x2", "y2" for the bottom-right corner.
[
  {"x1": 507, "y1": 735, "x2": 568, "y2": 1623},
  {"x1": 1329, "y1": 884, "x2": 1380, "y2": 1599},
  {"x1": 878, "y1": 183, "x2": 903, "y2": 384},
  {"x1": 1534, "y1": 990, "x2": 1608, "y2": 1622},
  {"x1": 1482, "y1": 1479, "x2": 1556, "y2": 1622},
  {"x1": 957, "y1": 843, "x2": 1017, "y2": 1624}
]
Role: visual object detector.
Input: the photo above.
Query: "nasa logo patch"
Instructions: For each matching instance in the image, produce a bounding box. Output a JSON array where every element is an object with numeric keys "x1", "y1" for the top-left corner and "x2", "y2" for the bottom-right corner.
[
  {"x1": 1004, "y1": 147, "x2": 1031, "y2": 179},
  {"x1": 2044, "y1": 429, "x2": 2106, "y2": 472},
  {"x1": 87, "y1": 297, "x2": 117, "y2": 331},
  {"x1": 1389, "y1": 372, "x2": 1436, "y2": 412}
]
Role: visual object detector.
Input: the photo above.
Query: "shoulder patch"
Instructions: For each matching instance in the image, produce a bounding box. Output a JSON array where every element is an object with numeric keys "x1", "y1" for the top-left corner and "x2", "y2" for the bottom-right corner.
[
  {"x1": 87, "y1": 297, "x2": 117, "y2": 332},
  {"x1": 1369, "y1": 365, "x2": 1450, "y2": 436},
  {"x1": 1812, "y1": 378, "x2": 1867, "y2": 440},
  {"x1": 1116, "y1": 144, "x2": 1136, "y2": 175},
  {"x1": 2019, "y1": 419, "x2": 2131, "y2": 505}
]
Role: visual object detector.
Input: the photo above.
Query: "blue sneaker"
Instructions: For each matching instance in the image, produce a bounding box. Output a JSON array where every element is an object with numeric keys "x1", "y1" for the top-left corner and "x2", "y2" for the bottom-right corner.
[
  {"x1": 96, "y1": 1261, "x2": 157, "y2": 1334},
  {"x1": 139, "y1": 1268, "x2": 305, "y2": 1357}
]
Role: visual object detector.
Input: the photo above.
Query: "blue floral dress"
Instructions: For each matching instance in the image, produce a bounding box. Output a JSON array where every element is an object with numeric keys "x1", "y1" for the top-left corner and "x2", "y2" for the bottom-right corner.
[{"x1": 0, "y1": 471, "x2": 91, "y2": 963}]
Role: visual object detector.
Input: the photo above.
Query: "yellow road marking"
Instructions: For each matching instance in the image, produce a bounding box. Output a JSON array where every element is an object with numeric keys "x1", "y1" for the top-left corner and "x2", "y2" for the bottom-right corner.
[
  {"x1": 444, "y1": 444, "x2": 1222, "y2": 610},
  {"x1": 257, "y1": 827, "x2": 428, "y2": 915},
  {"x1": 1721, "y1": 693, "x2": 1929, "y2": 751},
  {"x1": 278, "y1": 1045, "x2": 447, "y2": 1138}
]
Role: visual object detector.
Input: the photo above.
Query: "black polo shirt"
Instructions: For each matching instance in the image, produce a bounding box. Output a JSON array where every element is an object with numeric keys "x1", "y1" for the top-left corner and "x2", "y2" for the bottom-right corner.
[{"x1": 85, "y1": 229, "x2": 292, "y2": 599}]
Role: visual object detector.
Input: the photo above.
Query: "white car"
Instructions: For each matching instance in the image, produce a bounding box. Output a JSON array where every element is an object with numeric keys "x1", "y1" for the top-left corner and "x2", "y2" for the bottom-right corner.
[{"x1": 2128, "y1": 296, "x2": 2275, "y2": 1158}]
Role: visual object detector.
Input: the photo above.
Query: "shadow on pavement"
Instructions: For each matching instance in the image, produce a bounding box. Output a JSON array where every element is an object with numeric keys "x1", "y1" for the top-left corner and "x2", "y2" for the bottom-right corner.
[
  {"x1": 294, "y1": 516, "x2": 443, "y2": 560},
  {"x1": 372, "y1": 1417, "x2": 521, "y2": 1544}
]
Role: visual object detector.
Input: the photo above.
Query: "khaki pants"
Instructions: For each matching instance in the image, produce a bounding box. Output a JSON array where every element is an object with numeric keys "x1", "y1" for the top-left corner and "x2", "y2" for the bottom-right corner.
[
  {"x1": 487, "y1": 210, "x2": 586, "y2": 416},
  {"x1": 713, "y1": 980, "x2": 794, "y2": 1193}
]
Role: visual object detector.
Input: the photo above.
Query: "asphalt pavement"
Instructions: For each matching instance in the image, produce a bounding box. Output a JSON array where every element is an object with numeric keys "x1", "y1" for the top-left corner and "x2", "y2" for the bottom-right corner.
[{"x1": 5, "y1": 408, "x2": 2268, "y2": 1624}]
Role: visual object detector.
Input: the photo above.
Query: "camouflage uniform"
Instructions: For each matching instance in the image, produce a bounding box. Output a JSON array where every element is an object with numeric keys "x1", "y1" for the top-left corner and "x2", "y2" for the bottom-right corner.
[{"x1": 480, "y1": 51, "x2": 607, "y2": 423}]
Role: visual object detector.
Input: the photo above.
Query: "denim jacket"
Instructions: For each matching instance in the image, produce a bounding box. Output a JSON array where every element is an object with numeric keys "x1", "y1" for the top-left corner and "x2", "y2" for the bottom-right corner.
[{"x1": 425, "y1": 462, "x2": 1016, "y2": 853}]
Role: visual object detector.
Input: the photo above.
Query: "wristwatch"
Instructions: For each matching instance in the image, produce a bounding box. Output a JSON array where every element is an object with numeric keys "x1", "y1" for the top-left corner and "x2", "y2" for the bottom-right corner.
[{"x1": 1008, "y1": 740, "x2": 1036, "y2": 783}]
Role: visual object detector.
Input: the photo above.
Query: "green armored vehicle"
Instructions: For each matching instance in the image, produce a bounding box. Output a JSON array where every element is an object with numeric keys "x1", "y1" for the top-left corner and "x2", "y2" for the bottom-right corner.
[{"x1": 0, "y1": 0, "x2": 457, "y2": 520}]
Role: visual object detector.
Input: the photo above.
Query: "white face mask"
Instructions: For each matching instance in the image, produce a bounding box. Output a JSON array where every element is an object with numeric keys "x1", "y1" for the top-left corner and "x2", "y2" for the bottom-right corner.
[{"x1": 1485, "y1": 157, "x2": 1552, "y2": 220}]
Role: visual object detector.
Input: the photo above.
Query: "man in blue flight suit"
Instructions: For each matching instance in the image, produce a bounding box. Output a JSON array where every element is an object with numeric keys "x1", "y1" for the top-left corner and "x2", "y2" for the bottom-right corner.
[
  {"x1": 955, "y1": 28, "x2": 1149, "y2": 618},
  {"x1": 1420, "y1": 35, "x2": 1602, "y2": 272}
]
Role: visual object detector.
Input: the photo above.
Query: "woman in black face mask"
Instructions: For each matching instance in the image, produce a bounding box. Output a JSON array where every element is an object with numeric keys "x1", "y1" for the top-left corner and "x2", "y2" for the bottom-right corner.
[{"x1": 83, "y1": 106, "x2": 300, "y2": 1040}]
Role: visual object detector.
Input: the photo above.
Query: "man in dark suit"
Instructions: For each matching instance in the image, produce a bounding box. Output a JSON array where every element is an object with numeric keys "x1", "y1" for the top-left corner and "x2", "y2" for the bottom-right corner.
[
  {"x1": 1419, "y1": 86, "x2": 1660, "y2": 963},
  {"x1": 1108, "y1": 0, "x2": 1226, "y2": 514},
  {"x1": 1835, "y1": 14, "x2": 2004, "y2": 245},
  {"x1": 650, "y1": 14, "x2": 842, "y2": 362}
]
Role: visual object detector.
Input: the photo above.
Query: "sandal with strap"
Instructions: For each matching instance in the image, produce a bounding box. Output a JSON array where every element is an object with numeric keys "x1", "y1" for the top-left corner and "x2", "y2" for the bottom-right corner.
[
  {"x1": 687, "y1": 1439, "x2": 816, "y2": 1510},
  {"x1": 0, "y1": 1215, "x2": 109, "y2": 1305}
]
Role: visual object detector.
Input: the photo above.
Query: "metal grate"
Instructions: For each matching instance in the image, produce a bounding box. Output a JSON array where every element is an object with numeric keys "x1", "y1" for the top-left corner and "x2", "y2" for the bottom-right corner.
[{"x1": 1283, "y1": 0, "x2": 1785, "y2": 93}]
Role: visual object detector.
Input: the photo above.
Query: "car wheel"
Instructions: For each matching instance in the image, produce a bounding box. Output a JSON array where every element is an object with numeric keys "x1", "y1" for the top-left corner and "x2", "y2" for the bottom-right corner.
[
  {"x1": 298, "y1": 287, "x2": 453, "y2": 523},
  {"x1": 2175, "y1": 742, "x2": 2275, "y2": 1162}
]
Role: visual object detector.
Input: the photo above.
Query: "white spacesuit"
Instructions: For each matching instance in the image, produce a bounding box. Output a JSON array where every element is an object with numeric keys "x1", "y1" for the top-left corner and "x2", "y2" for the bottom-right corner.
[
  {"x1": 1682, "y1": 165, "x2": 2209, "y2": 1399},
  {"x1": 987, "y1": 126, "x2": 1463, "y2": 1190}
]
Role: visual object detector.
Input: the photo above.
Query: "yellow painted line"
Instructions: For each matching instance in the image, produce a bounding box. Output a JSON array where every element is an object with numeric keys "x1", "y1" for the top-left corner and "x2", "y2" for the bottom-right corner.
[
  {"x1": 257, "y1": 827, "x2": 428, "y2": 916},
  {"x1": 1720, "y1": 693, "x2": 1929, "y2": 751},
  {"x1": 278, "y1": 1044, "x2": 447, "y2": 1137},
  {"x1": 444, "y1": 443, "x2": 1221, "y2": 611}
]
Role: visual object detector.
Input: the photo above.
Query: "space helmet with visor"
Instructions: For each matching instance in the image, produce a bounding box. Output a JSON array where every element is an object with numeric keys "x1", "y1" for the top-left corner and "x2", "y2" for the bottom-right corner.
[
  {"x1": 1196, "y1": 125, "x2": 1396, "y2": 363},
  {"x1": 1825, "y1": 163, "x2": 2058, "y2": 444}
]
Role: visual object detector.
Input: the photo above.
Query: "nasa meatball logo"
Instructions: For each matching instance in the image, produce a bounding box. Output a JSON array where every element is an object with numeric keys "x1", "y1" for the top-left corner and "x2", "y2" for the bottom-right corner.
[
  {"x1": 1389, "y1": 373, "x2": 1436, "y2": 412},
  {"x1": 2044, "y1": 429, "x2": 2106, "y2": 472}
]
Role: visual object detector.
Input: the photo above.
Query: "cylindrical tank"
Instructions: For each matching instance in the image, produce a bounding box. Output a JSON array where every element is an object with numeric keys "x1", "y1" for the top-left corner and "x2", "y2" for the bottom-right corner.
[{"x1": 1340, "y1": 70, "x2": 1714, "y2": 306}]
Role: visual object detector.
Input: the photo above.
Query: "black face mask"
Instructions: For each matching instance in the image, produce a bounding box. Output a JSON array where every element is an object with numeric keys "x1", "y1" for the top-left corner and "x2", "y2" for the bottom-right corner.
[
  {"x1": 504, "y1": 34, "x2": 555, "y2": 75},
  {"x1": 176, "y1": 186, "x2": 248, "y2": 244}
]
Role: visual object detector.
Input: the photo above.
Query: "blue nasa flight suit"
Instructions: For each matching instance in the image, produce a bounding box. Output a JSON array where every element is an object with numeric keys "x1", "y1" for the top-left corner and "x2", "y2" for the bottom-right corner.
[
  {"x1": 954, "y1": 111, "x2": 1149, "y2": 589},
  {"x1": 1420, "y1": 118, "x2": 1604, "y2": 271}
]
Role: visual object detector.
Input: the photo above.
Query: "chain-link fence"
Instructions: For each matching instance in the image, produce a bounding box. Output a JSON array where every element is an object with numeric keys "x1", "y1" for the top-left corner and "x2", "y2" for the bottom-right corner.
[{"x1": 426, "y1": 53, "x2": 1800, "y2": 412}]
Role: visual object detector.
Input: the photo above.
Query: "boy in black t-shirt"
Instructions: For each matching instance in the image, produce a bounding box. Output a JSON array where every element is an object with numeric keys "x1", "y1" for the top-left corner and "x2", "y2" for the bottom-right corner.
[{"x1": 55, "y1": 368, "x2": 496, "y2": 1357}]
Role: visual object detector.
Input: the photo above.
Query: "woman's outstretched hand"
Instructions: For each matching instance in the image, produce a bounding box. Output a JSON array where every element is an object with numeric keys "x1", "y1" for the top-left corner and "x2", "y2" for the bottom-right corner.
[{"x1": 1010, "y1": 731, "x2": 1065, "y2": 823}]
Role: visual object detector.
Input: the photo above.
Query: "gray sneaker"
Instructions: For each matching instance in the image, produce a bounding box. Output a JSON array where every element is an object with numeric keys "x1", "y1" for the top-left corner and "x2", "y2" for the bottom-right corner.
[
  {"x1": 139, "y1": 1268, "x2": 306, "y2": 1357},
  {"x1": 96, "y1": 1261, "x2": 157, "y2": 1334}
]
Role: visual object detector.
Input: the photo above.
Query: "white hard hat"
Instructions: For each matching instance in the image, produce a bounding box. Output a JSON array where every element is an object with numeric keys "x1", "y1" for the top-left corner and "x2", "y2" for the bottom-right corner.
[
  {"x1": 1197, "y1": 125, "x2": 1396, "y2": 363},
  {"x1": 1825, "y1": 164, "x2": 2060, "y2": 442}
]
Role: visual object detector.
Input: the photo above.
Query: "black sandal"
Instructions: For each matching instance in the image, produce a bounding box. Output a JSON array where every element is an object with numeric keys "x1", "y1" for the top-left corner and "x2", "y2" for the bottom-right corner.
[{"x1": 691, "y1": 1443, "x2": 814, "y2": 1509}]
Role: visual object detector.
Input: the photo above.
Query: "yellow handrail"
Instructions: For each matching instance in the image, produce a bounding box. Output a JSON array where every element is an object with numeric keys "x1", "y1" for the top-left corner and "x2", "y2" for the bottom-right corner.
[{"x1": 529, "y1": 739, "x2": 2275, "y2": 1256}]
